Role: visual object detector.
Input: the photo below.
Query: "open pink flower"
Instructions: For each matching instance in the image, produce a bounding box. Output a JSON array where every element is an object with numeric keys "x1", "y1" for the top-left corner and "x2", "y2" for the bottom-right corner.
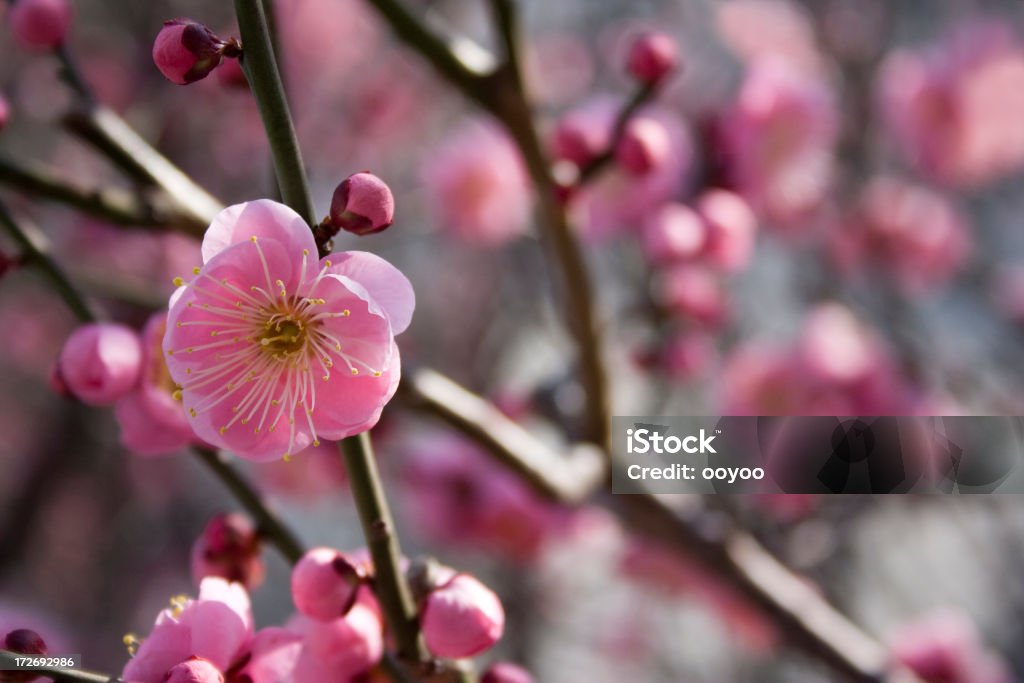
[
  {"x1": 122, "y1": 577, "x2": 253, "y2": 683},
  {"x1": 163, "y1": 200, "x2": 414, "y2": 461}
]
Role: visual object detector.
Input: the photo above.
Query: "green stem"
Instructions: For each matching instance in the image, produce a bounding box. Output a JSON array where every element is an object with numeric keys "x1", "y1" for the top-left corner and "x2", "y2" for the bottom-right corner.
[
  {"x1": 0, "y1": 650, "x2": 120, "y2": 683},
  {"x1": 340, "y1": 435, "x2": 425, "y2": 663},
  {"x1": 233, "y1": 0, "x2": 429, "y2": 674},
  {"x1": 192, "y1": 447, "x2": 304, "y2": 564},
  {"x1": 0, "y1": 198, "x2": 96, "y2": 323},
  {"x1": 233, "y1": 0, "x2": 315, "y2": 225}
]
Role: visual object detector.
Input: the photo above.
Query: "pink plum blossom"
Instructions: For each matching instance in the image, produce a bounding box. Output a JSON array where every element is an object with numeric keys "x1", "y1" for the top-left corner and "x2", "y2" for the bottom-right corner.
[
  {"x1": 714, "y1": 0, "x2": 823, "y2": 74},
  {"x1": 163, "y1": 199, "x2": 414, "y2": 461},
  {"x1": 122, "y1": 577, "x2": 253, "y2": 683},
  {"x1": 8, "y1": 0, "x2": 70, "y2": 49},
  {"x1": 877, "y1": 21, "x2": 1024, "y2": 188},
  {"x1": 421, "y1": 573, "x2": 505, "y2": 659},
  {"x1": 291, "y1": 547, "x2": 364, "y2": 621},
  {"x1": 401, "y1": 430, "x2": 573, "y2": 562},
  {"x1": 58, "y1": 323, "x2": 142, "y2": 406},
  {"x1": 888, "y1": 611, "x2": 1012, "y2": 683},
  {"x1": 190, "y1": 513, "x2": 264, "y2": 590},
  {"x1": 422, "y1": 121, "x2": 532, "y2": 247},
  {"x1": 832, "y1": 177, "x2": 970, "y2": 293},
  {"x1": 288, "y1": 587, "x2": 384, "y2": 682},
  {"x1": 615, "y1": 116, "x2": 672, "y2": 175},
  {"x1": 696, "y1": 189, "x2": 758, "y2": 272},
  {"x1": 565, "y1": 98, "x2": 693, "y2": 241},
  {"x1": 641, "y1": 203, "x2": 707, "y2": 264},
  {"x1": 114, "y1": 313, "x2": 195, "y2": 456},
  {"x1": 656, "y1": 265, "x2": 729, "y2": 326},
  {"x1": 719, "y1": 57, "x2": 838, "y2": 227}
]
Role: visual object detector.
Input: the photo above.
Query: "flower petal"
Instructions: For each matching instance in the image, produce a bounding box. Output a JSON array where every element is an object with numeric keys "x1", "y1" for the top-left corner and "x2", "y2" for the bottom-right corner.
[
  {"x1": 314, "y1": 342, "x2": 401, "y2": 441},
  {"x1": 202, "y1": 200, "x2": 317, "y2": 276},
  {"x1": 325, "y1": 251, "x2": 415, "y2": 334}
]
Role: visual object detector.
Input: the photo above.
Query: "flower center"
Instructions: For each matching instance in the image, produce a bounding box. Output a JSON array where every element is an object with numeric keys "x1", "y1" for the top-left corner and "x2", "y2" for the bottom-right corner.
[{"x1": 260, "y1": 314, "x2": 307, "y2": 357}]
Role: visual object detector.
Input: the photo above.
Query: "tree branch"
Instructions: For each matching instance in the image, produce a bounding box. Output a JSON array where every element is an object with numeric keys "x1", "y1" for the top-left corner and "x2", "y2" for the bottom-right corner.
[
  {"x1": 0, "y1": 198, "x2": 97, "y2": 322},
  {"x1": 401, "y1": 367, "x2": 605, "y2": 504},
  {"x1": 577, "y1": 81, "x2": 658, "y2": 183},
  {"x1": 192, "y1": 446, "x2": 305, "y2": 564}
]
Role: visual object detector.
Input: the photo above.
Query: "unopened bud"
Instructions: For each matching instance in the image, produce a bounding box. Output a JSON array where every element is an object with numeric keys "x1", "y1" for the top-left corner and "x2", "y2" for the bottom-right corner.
[
  {"x1": 3, "y1": 629, "x2": 47, "y2": 683},
  {"x1": 328, "y1": 172, "x2": 395, "y2": 237},
  {"x1": 58, "y1": 323, "x2": 142, "y2": 406},
  {"x1": 9, "y1": 0, "x2": 70, "y2": 49},
  {"x1": 626, "y1": 31, "x2": 679, "y2": 85},
  {"x1": 615, "y1": 116, "x2": 671, "y2": 175},
  {"x1": 291, "y1": 547, "x2": 365, "y2": 621},
  {"x1": 152, "y1": 19, "x2": 240, "y2": 85},
  {"x1": 190, "y1": 512, "x2": 264, "y2": 590},
  {"x1": 421, "y1": 572, "x2": 505, "y2": 659}
]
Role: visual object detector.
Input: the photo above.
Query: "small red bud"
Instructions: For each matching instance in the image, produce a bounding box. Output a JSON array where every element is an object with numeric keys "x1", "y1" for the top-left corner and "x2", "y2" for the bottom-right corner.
[
  {"x1": 3, "y1": 629, "x2": 47, "y2": 683},
  {"x1": 615, "y1": 116, "x2": 671, "y2": 175},
  {"x1": 329, "y1": 172, "x2": 395, "y2": 236},
  {"x1": 626, "y1": 31, "x2": 679, "y2": 85},
  {"x1": 190, "y1": 513, "x2": 264, "y2": 590}
]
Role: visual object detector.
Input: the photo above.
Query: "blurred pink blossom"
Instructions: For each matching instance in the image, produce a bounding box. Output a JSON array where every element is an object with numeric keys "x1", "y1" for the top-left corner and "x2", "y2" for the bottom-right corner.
[
  {"x1": 888, "y1": 610, "x2": 1012, "y2": 683},
  {"x1": 719, "y1": 58, "x2": 838, "y2": 228},
  {"x1": 832, "y1": 177, "x2": 971, "y2": 293},
  {"x1": 714, "y1": 0, "x2": 823, "y2": 74},
  {"x1": 114, "y1": 313, "x2": 194, "y2": 456},
  {"x1": 421, "y1": 573, "x2": 505, "y2": 659},
  {"x1": 57, "y1": 323, "x2": 141, "y2": 406},
  {"x1": 878, "y1": 21, "x2": 1024, "y2": 188},
  {"x1": 422, "y1": 120, "x2": 532, "y2": 247}
]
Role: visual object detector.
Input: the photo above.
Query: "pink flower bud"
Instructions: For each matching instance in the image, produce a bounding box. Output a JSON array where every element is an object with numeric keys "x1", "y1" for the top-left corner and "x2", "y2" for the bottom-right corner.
[
  {"x1": 696, "y1": 189, "x2": 757, "y2": 272},
  {"x1": 551, "y1": 112, "x2": 609, "y2": 167},
  {"x1": 641, "y1": 203, "x2": 706, "y2": 264},
  {"x1": 191, "y1": 513, "x2": 264, "y2": 590},
  {"x1": 163, "y1": 658, "x2": 224, "y2": 683},
  {"x1": 8, "y1": 0, "x2": 70, "y2": 49},
  {"x1": 626, "y1": 31, "x2": 679, "y2": 84},
  {"x1": 421, "y1": 573, "x2": 505, "y2": 659},
  {"x1": 291, "y1": 547, "x2": 364, "y2": 622},
  {"x1": 482, "y1": 662, "x2": 534, "y2": 683},
  {"x1": 4, "y1": 629, "x2": 47, "y2": 683},
  {"x1": 328, "y1": 172, "x2": 395, "y2": 237},
  {"x1": 615, "y1": 117, "x2": 671, "y2": 175},
  {"x1": 153, "y1": 19, "x2": 238, "y2": 85},
  {"x1": 58, "y1": 323, "x2": 142, "y2": 406}
]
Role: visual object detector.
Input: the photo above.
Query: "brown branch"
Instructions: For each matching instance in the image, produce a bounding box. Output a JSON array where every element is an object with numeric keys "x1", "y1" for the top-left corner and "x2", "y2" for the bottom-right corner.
[
  {"x1": 61, "y1": 105, "x2": 223, "y2": 229},
  {"x1": 401, "y1": 367, "x2": 606, "y2": 503},
  {"x1": 577, "y1": 81, "x2": 658, "y2": 183}
]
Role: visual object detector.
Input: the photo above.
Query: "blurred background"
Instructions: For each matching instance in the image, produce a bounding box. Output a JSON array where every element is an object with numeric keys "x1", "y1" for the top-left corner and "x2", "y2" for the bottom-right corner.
[{"x1": 3, "y1": 0, "x2": 1024, "y2": 681}]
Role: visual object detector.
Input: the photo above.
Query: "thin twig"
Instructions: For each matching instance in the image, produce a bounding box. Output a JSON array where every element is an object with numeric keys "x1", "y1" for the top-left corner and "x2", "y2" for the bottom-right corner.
[
  {"x1": 577, "y1": 82, "x2": 658, "y2": 183},
  {"x1": 401, "y1": 367, "x2": 606, "y2": 503},
  {"x1": 232, "y1": 0, "x2": 432, "y2": 676},
  {"x1": 234, "y1": 0, "x2": 315, "y2": 225},
  {"x1": 0, "y1": 198, "x2": 97, "y2": 322},
  {"x1": 62, "y1": 106, "x2": 223, "y2": 229},
  {"x1": 0, "y1": 156, "x2": 205, "y2": 235},
  {"x1": 192, "y1": 446, "x2": 305, "y2": 564},
  {"x1": 0, "y1": 650, "x2": 121, "y2": 683}
]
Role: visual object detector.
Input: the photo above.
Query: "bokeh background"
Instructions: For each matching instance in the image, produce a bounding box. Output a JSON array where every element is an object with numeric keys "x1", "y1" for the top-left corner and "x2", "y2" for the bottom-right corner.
[{"x1": 3, "y1": 0, "x2": 1024, "y2": 681}]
